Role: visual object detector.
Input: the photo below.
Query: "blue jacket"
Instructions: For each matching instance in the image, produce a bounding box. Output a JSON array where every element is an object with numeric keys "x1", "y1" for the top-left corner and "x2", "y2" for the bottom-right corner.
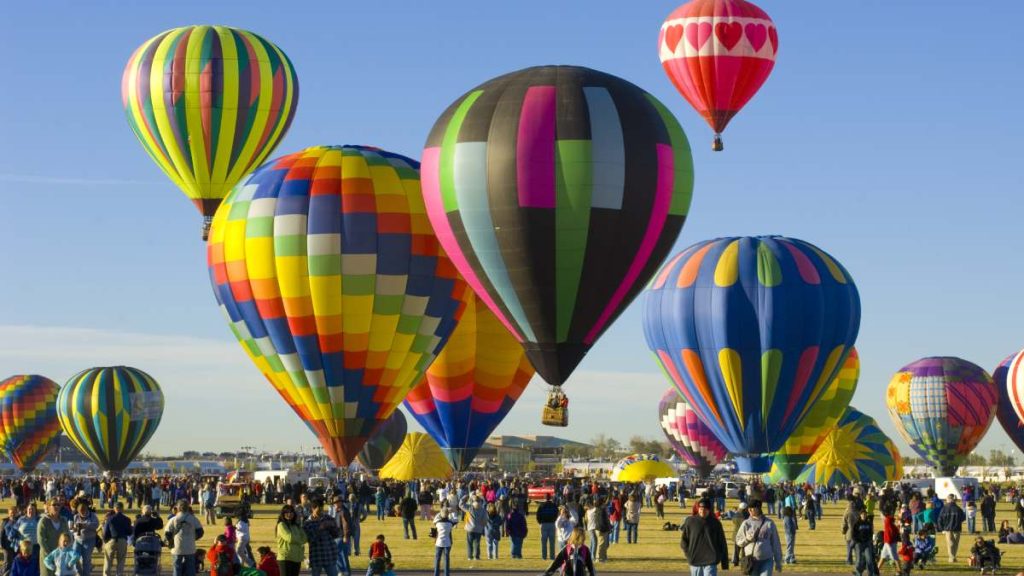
[
  {"x1": 11, "y1": 554, "x2": 39, "y2": 576},
  {"x1": 44, "y1": 546, "x2": 81, "y2": 576}
]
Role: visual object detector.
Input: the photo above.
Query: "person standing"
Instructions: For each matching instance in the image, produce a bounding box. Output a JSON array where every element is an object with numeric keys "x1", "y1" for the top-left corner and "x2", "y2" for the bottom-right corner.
[
  {"x1": 680, "y1": 499, "x2": 728, "y2": 576},
  {"x1": 101, "y1": 503, "x2": 131, "y2": 576},
  {"x1": 459, "y1": 495, "x2": 485, "y2": 561},
  {"x1": 399, "y1": 493, "x2": 417, "y2": 541},
  {"x1": 541, "y1": 527, "x2": 594, "y2": 576},
  {"x1": 734, "y1": 500, "x2": 782, "y2": 576},
  {"x1": 535, "y1": 495, "x2": 558, "y2": 561},
  {"x1": 200, "y1": 485, "x2": 216, "y2": 527},
  {"x1": 842, "y1": 499, "x2": 862, "y2": 565},
  {"x1": 70, "y1": 502, "x2": 98, "y2": 576},
  {"x1": 980, "y1": 491, "x2": 996, "y2": 533},
  {"x1": 42, "y1": 534, "x2": 78, "y2": 576},
  {"x1": 731, "y1": 503, "x2": 749, "y2": 568},
  {"x1": 781, "y1": 506, "x2": 797, "y2": 565},
  {"x1": 505, "y1": 506, "x2": 527, "y2": 560},
  {"x1": 2, "y1": 506, "x2": 23, "y2": 576},
  {"x1": 37, "y1": 501, "x2": 69, "y2": 576},
  {"x1": 431, "y1": 505, "x2": 456, "y2": 576},
  {"x1": 555, "y1": 507, "x2": 576, "y2": 552},
  {"x1": 622, "y1": 495, "x2": 640, "y2": 544},
  {"x1": 876, "y1": 509, "x2": 900, "y2": 573},
  {"x1": 165, "y1": 502, "x2": 204, "y2": 576},
  {"x1": 303, "y1": 500, "x2": 340, "y2": 576},
  {"x1": 936, "y1": 494, "x2": 965, "y2": 563},
  {"x1": 331, "y1": 498, "x2": 352, "y2": 576},
  {"x1": 274, "y1": 506, "x2": 306, "y2": 576},
  {"x1": 851, "y1": 509, "x2": 877, "y2": 576}
]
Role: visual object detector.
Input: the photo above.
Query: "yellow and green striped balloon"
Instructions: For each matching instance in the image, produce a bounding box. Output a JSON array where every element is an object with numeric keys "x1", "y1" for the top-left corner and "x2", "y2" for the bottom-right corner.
[
  {"x1": 121, "y1": 25, "x2": 299, "y2": 239},
  {"x1": 56, "y1": 366, "x2": 164, "y2": 472},
  {"x1": 770, "y1": 347, "x2": 859, "y2": 481}
]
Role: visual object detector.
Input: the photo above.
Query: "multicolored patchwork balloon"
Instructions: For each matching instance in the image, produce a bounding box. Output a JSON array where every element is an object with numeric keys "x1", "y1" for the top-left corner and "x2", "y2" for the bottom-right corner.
[
  {"x1": 642, "y1": 236, "x2": 861, "y2": 473},
  {"x1": 208, "y1": 145, "x2": 468, "y2": 466},
  {"x1": 0, "y1": 375, "x2": 62, "y2": 473},
  {"x1": 422, "y1": 65, "x2": 694, "y2": 390},
  {"x1": 357, "y1": 409, "x2": 407, "y2": 470},
  {"x1": 992, "y1": 354, "x2": 1024, "y2": 453},
  {"x1": 658, "y1": 388, "x2": 727, "y2": 478},
  {"x1": 404, "y1": 292, "x2": 534, "y2": 471},
  {"x1": 885, "y1": 357, "x2": 997, "y2": 476},
  {"x1": 797, "y1": 407, "x2": 902, "y2": 486},
  {"x1": 56, "y1": 366, "x2": 164, "y2": 472},
  {"x1": 771, "y1": 348, "x2": 860, "y2": 481},
  {"x1": 122, "y1": 25, "x2": 299, "y2": 239},
  {"x1": 659, "y1": 0, "x2": 778, "y2": 150}
]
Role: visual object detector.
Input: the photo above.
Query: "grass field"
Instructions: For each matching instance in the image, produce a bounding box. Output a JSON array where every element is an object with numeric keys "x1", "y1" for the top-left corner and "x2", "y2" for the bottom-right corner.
[{"x1": 9, "y1": 498, "x2": 1021, "y2": 574}]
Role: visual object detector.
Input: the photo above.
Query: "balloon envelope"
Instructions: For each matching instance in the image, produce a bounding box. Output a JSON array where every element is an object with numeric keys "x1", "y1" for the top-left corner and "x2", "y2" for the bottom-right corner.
[
  {"x1": 1006, "y1": 350, "x2": 1024, "y2": 430},
  {"x1": 122, "y1": 25, "x2": 299, "y2": 237},
  {"x1": 208, "y1": 145, "x2": 468, "y2": 466},
  {"x1": 404, "y1": 293, "x2": 534, "y2": 471},
  {"x1": 0, "y1": 375, "x2": 62, "y2": 473},
  {"x1": 611, "y1": 454, "x2": 676, "y2": 482},
  {"x1": 378, "y1": 432, "x2": 453, "y2": 480},
  {"x1": 643, "y1": 236, "x2": 861, "y2": 473},
  {"x1": 771, "y1": 348, "x2": 860, "y2": 481},
  {"x1": 659, "y1": 0, "x2": 778, "y2": 149},
  {"x1": 658, "y1": 388, "x2": 727, "y2": 478},
  {"x1": 421, "y1": 65, "x2": 694, "y2": 387},
  {"x1": 56, "y1": 367, "x2": 164, "y2": 472},
  {"x1": 357, "y1": 410, "x2": 407, "y2": 470},
  {"x1": 797, "y1": 407, "x2": 902, "y2": 486},
  {"x1": 993, "y1": 354, "x2": 1024, "y2": 453},
  {"x1": 885, "y1": 357, "x2": 997, "y2": 476}
]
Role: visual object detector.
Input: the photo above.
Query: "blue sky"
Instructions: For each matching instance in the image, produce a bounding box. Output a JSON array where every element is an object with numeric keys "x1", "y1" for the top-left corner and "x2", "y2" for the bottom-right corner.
[{"x1": 2, "y1": 1, "x2": 1024, "y2": 460}]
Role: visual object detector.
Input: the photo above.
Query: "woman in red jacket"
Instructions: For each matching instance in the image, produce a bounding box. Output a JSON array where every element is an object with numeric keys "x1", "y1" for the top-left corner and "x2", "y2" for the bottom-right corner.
[
  {"x1": 256, "y1": 547, "x2": 280, "y2": 576},
  {"x1": 205, "y1": 535, "x2": 239, "y2": 576}
]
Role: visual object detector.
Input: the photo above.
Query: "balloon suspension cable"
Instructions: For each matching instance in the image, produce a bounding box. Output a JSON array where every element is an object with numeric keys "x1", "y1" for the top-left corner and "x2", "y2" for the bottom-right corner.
[
  {"x1": 712, "y1": 134, "x2": 724, "y2": 152},
  {"x1": 202, "y1": 216, "x2": 213, "y2": 242}
]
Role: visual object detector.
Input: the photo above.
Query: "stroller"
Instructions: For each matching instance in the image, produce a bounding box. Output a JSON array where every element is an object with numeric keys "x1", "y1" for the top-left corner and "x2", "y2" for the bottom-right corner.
[
  {"x1": 971, "y1": 539, "x2": 1002, "y2": 575},
  {"x1": 134, "y1": 533, "x2": 163, "y2": 576}
]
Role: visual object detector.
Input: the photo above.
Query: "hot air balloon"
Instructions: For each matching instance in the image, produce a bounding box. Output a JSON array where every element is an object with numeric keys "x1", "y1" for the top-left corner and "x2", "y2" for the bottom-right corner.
[
  {"x1": 659, "y1": 0, "x2": 778, "y2": 151},
  {"x1": 797, "y1": 407, "x2": 902, "y2": 486},
  {"x1": 357, "y1": 410, "x2": 407, "y2": 470},
  {"x1": 56, "y1": 367, "x2": 164, "y2": 472},
  {"x1": 404, "y1": 293, "x2": 534, "y2": 470},
  {"x1": 208, "y1": 145, "x2": 468, "y2": 466},
  {"x1": 0, "y1": 375, "x2": 62, "y2": 473},
  {"x1": 771, "y1": 348, "x2": 860, "y2": 481},
  {"x1": 611, "y1": 454, "x2": 676, "y2": 482},
  {"x1": 642, "y1": 236, "x2": 861, "y2": 473},
  {"x1": 378, "y1": 432, "x2": 453, "y2": 481},
  {"x1": 658, "y1": 388, "x2": 727, "y2": 478},
  {"x1": 422, "y1": 65, "x2": 694, "y2": 422},
  {"x1": 122, "y1": 25, "x2": 299, "y2": 239},
  {"x1": 885, "y1": 357, "x2": 998, "y2": 477},
  {"x1": 993, "y1": 354, "x2": 1024, "y2": 453}
]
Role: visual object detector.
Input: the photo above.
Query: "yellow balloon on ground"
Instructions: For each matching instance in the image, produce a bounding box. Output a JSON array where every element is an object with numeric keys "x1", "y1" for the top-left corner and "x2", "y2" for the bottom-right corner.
[
  {"x1": 378, "y1": 432, "x2": 453, "y2": 481},
  {"x1": 610, "y1": 454, "x2": 676, "y2": 482},
  {"x1": 770, "y1": 347, "x2": 859, "y2": 481}
]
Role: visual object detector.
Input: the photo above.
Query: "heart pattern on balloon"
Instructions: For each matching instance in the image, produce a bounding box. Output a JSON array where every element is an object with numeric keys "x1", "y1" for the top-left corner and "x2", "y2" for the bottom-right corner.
[
  {"x1": 664, "y1": 24, "x2": 685, "y2": 53},
  {"x1": 685, "y1": 22, "x2": 713, "y2": 51},
  {"x1": 714, "y1": 22, "x2": 743, "y2": 51},
  {"x1": 745, "y1": 23, "x2": 767, "y2": 52}
]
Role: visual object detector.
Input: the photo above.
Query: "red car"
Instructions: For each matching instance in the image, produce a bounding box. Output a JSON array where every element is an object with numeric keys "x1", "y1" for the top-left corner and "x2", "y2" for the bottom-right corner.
[{"x1": 527, "y1": 485, "x2": 556, "y2": 501}]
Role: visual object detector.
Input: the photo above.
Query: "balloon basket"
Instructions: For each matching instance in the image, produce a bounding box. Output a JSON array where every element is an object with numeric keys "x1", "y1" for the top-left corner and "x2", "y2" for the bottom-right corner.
[
  {"x1": 712, "y1": 134, "x2": 724, "y2": 152},
  {"x1": 202, "y1": 216, "x2": 213, "y2": 241},
  {"x1": 542, "y1": 388, "x2": 569, "y2": 426}
]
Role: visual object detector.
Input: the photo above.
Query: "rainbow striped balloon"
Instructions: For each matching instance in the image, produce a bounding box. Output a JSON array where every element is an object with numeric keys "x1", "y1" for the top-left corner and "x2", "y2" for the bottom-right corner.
[
  {"x1": 0, "y1": 375, "x2": 61, "y2": 473},
  {"x1": 122, "y1": 25, "x2": 299, "y2": 238},
  {"x1": 885, "y1": 357, "x2": 997, "y2": 476},
  {"x1": 208, "y1": 145, "x2": 468, "y2": 466},
  {"x1": 1006, "y1": 350, "x2": 1024, "y2": 432},
  {"x1": 421, "y1": 65, "x2": 694, "y2": 390},
  {"x1": 643, "y1": 236, "x2": 860, "y2": 473},
  {"x1": 798, "y1": 407, "x2": 902, "y2": 486},
  {"x1": 404, "y1": 292, "x2": 534, "y2": 471},
  {"x1": 771, "y1": 348, "x2": 859, "y2": 481},
  {"x1": 57, "y1": 367, "x2": 164, "y2": 472},
  {"x1": 657, "y1": 388, "x2": 727, "y2": 478}
]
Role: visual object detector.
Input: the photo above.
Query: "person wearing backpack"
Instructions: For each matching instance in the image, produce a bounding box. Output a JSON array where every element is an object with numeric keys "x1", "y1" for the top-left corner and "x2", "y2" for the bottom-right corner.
[
  {"x1": 165, "y1": 502, "x2": 204, "y2": 576},
  {"x1": 681, "y1": 499, "x2": 729, "y2": 576},
  {"x1": 541, "y1": 527, "x2": 594, "y2": 576},
  {"x1": 205, "y1": 535, "x2": 238, "y2": 576}
]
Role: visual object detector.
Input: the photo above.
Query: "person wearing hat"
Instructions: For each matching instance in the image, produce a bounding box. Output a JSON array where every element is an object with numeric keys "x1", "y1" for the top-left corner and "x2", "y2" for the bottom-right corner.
[
  {"x1": 936, "y1": 494, "x2": 965, "y2": 563},
  {"x1": 735, "y1": 500, "x2": 782, "y2": 576},
  {"x1": 681, "y1": 499, "x2": 729, "y2": 575},
  {"x1": 731, "y1": 502, "x2": 749, "y2": 568}
]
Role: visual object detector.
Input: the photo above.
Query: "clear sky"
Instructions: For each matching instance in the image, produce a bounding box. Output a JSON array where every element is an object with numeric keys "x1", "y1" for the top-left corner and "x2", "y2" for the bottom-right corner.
[{"x1": 2, "y1": 1, "x2": 1024, "y2": 460}]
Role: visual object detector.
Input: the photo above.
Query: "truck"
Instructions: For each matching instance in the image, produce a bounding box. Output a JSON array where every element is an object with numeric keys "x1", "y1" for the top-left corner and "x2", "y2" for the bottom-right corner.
[{"x1": 253, "y1": 469, "x2": 308, "y2": 485}]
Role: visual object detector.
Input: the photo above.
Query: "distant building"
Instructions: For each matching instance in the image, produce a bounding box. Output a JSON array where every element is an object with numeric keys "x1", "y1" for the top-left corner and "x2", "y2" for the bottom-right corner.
[{"x1": 474, "y1": 436, "x2": 592, "y2": 473}]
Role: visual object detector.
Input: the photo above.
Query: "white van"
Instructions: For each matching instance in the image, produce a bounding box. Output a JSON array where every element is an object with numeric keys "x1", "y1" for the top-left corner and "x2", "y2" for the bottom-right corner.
[
  {"x1": 885, "y1": 478, "x2": 935, "y2": 494},
  {"x1": 934, "y1": 477, "x2": 979, "y2": 502}
]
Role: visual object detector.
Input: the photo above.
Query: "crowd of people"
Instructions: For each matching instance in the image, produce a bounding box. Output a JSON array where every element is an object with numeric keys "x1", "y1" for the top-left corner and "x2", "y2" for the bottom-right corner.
[{"x1": 1, "y1": 474, "x2": 1024, "y2": 576}]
